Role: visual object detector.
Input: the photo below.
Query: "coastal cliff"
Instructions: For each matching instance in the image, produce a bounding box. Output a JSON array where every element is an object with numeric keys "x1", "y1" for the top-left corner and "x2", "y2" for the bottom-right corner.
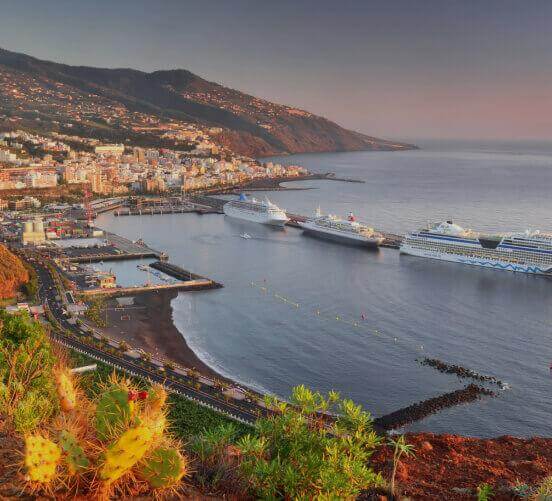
[{"x1": 0, "y1": 47, "x2": 415, "y2": 157}]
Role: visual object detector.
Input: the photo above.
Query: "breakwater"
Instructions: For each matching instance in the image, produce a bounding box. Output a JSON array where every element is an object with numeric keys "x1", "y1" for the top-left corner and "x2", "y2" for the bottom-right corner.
[
  {"x1": 374, "y1": 384, "x2": 495, "y2": 432},
  {"x1": 417, "y1": 358, "x2": 505, "y2": 388},
  {"x1": 150, "y1": 261, "x2": 223, "y2": 288}
]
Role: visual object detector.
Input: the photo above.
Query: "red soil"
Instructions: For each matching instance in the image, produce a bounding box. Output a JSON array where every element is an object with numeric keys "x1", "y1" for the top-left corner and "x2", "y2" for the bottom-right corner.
[{"x1": 371, "y1": 433, "x2": 552, "y2": 500}]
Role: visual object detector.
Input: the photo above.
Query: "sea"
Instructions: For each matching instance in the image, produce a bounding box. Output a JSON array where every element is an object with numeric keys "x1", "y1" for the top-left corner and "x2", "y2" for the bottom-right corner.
[{"x1": 96, "y1": 139, "x2": 552, "y2": 437}]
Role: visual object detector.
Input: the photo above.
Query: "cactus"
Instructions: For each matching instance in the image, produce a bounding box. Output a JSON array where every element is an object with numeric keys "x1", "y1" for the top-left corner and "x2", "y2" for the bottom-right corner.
[
  {"x1": 145, "y1": 384, "x2": 167, "y2": 416},
  {"x1": 138, "y1": 445, "x2": 187, "y2": 489},
  {"x1": 58, "y1": 430, "x2": 89, "y2": 475},
  {"x1": 99, "y1": 421, "x2": 157, "y2": 484},
  {"x1": 95, "y1": 384, "x2": 135, "y2": 441},
  {"x1": 20, "y1": 366, "x2": 188, "y2": 497},
  {"x1": 24, "y1": 434, "x2": 61, "y2": 483},
  {"x1": 55, "y1": 369, "x2": 76, "y2": 413}
]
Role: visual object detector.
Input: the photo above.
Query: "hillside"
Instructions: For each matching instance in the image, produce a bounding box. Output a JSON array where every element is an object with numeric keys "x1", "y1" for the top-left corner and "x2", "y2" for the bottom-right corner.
[
  {"x1": 0, "y1": 48, "x2": 415, "y2": 156},
  {"x1": 0, "y1": 245, "x2": 28, "y2": 299}
]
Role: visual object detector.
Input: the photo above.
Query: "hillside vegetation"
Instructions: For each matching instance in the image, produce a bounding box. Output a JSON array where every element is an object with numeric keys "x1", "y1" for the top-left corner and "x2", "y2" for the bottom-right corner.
[
  {"x1": 0, "y1": 245, "x2": 28, "y2": 299},
  {"x1": 0, "y1": 47, "x2": 415, "y2": 157}
]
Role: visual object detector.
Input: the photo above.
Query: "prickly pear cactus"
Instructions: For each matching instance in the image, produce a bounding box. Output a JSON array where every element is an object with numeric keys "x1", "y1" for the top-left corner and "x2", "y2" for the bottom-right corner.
[
  {"x1": 138, "y1": 445, "x2": 187, "y2": 489},
  {"x1": 55, "y1": 369, "x2": 76, "y2": 413},
  {"x1": 24, "y1": 434, "x2": 61, "y2": 483},
  {"x1": 145, "y1": 384, "x2": 167, "y2": 416},
  {"x1": 99, "y1": 422, "x2": 157, "y2": 484},
  {"x1": 58, "y1": 430, "x2": 89, "y2": 475},
  {"x1": 95, "y1": 384, "x2": 135, "y2": 441}
]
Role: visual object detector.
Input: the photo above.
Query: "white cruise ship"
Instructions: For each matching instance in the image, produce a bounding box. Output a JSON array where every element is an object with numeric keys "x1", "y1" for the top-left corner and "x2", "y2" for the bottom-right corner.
[
  {"x1": 400, "y1": 220, "x2": 552, "y2": 275},
  {"x1": 223, "y1": 194, "x2": 288, "y2": 227},
  {"x1": 299, "y1": 209, "x2": 384, "y2": 248}
]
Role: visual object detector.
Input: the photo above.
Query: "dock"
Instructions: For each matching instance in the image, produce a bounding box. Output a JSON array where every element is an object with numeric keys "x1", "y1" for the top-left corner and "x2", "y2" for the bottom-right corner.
[{"x1": 79, "y1": 279, "x2": 220, "y2": 297}]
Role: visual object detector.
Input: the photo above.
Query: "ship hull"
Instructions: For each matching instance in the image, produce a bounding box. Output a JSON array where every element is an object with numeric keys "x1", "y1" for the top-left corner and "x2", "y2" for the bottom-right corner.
[
  {"x1": 223, "y1": 204, "x2": 288, "y2": 227},
  {"x1": 400, "y1": 243, "x2": 552, "y2": 275},
  {"x1": 301, "y1": 226, "x2": 383, "y2": 248}
]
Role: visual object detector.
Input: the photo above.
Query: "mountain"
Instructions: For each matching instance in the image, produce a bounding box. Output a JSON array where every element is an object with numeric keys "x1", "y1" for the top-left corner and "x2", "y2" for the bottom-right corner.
[{"x1": 0, "y1": 48, "x2": 415, "y2": 156}]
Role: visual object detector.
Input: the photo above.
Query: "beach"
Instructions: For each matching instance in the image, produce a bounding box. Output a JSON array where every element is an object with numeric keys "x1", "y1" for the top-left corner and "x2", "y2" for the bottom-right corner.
[{"x1": 102, "y1": 289, "x2": 225, "y2": 381}]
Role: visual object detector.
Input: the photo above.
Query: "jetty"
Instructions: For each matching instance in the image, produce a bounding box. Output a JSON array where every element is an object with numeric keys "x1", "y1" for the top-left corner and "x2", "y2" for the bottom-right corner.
[
  {"x1": 79, "y1": 279, "x2": 219, "y2": 297},
  {"x1": 150, "y1": 260, "x2": 223, "y2": 286}
]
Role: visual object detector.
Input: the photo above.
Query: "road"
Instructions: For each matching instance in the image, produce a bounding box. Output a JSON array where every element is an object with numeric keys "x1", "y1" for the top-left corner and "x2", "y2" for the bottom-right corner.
[{"x1": 27, "y1": 253, "x2": 266, "y2": 425}]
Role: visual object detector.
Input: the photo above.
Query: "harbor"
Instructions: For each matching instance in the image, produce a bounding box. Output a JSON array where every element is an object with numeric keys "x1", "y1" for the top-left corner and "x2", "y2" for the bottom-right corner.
[
  {"x1": 108, "y1": 193, "x2": 405, "y2": 248},
  {"x1": 4, "y1": 147, "x2": 550, "y2": 439},
  {"x1": 90, "y1": 145, "x2": 552, "y2": 440}
]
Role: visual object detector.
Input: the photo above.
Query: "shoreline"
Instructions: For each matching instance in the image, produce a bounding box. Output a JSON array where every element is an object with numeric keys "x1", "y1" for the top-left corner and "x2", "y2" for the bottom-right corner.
[
  {"x1": 204, "y1": 172, "x2": 364, "y2": 196},
  {"x1": 101, "y1": 289, "x2": 230, "y2": 383}
]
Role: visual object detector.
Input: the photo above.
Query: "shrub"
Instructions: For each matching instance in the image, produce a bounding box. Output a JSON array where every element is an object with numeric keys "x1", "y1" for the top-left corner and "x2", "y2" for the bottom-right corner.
[
  {"x1": 534, "y1": 476, "x2": 552, "y2": 500},
  {"x1": 236, "y1": 385, "x2": 384, "y2": 499},
  {"x1": 0, "y1": 311, "x2": 57, "y2": 432}
]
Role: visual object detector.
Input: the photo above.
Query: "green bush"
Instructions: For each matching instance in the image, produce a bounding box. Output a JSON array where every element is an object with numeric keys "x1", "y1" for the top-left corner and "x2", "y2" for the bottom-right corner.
[
  {"x1": 236, "y1": 385, "x2": 384, "y2": 499},
  {"x1": 0, "y1": 311, "x2": 58, "y2": 432}
]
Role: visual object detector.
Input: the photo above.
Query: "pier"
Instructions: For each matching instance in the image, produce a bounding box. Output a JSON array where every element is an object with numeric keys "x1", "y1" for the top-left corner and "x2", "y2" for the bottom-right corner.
[{"x1": 79, "y1": 279, "x2": 220, "y2": 297}]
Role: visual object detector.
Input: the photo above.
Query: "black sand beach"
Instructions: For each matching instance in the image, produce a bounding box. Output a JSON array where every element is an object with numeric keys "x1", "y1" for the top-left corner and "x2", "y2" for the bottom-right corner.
[{"x1": 102, "y1": 289, "x2": 225, "y2": 381}]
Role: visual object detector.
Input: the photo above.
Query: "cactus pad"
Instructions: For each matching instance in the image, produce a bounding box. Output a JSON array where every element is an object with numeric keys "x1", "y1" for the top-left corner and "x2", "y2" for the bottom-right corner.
[
  {"x1": 24, "y1": 434, "x2": 61, "y2": 483},
  {"x1": 55, "y1": 369, "x2": 76, "y2": 413},
  {"x1": 138, "y1": 446, "x2": 187, "y2": 489},
  {"x1": 145, "y1": 384, "x2": 167, "y2": 415},
  {"x1": 58, "y1": 430, "x2": 89, "y2": 475},
  {"x1": 99, "y1": 423, "x2": 157, "y2": 483},
  {"x1": 95, "y1": 385, "x2": 135, "y2": 441}
]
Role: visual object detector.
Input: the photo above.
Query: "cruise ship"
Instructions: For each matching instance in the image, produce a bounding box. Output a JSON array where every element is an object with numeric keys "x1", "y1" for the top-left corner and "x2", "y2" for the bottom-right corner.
[
  {"x1": 299, "y1": 209, "x2": 384, "y2": 248},
  {"x1": 223, "y1": 194, "x2": 288, "y2": 226},
  {"x1": 400, "y1": 220, "x2": 552, "y2": 275}
]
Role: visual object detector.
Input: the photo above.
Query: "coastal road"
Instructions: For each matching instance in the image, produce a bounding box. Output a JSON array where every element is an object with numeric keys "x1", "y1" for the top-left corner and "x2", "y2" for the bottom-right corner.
[{"x1": 27, "y1": 253, "x2": 265, "y2": 425}]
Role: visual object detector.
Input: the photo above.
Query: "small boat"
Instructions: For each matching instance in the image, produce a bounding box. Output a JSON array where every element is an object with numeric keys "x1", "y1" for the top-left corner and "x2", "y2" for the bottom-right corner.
[{"x1": 241, "y1": 233, "x2": 252, "y2": 239}]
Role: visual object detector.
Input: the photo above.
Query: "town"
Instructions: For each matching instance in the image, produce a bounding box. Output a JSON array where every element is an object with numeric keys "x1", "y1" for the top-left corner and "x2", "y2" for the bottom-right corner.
[{"x1": 0, "y1": 128, "x2": 308, "y2": 196}]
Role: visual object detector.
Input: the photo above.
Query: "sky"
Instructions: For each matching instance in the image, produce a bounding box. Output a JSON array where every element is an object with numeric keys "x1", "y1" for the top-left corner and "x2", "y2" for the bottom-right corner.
[{"x1": 1, "y1": 0, "x2": 551, "y2": 141}]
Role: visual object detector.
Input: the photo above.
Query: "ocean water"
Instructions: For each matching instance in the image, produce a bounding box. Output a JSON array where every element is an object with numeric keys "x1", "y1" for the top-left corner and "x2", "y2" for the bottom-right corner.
[{"x1": 97, "y1": 140, "x2": 552, "y2": 437}]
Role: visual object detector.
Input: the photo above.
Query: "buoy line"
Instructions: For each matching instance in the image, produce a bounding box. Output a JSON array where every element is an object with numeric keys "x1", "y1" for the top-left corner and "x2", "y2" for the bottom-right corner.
[{"x1": 250, "y1": 280, "x2": 509, "y2": 391}]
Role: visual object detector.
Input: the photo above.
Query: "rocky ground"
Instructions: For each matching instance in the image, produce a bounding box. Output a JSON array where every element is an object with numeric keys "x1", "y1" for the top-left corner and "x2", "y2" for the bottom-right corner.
[{"x1": 370, "y1": 433, "x2": 552, "y2": 500}]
